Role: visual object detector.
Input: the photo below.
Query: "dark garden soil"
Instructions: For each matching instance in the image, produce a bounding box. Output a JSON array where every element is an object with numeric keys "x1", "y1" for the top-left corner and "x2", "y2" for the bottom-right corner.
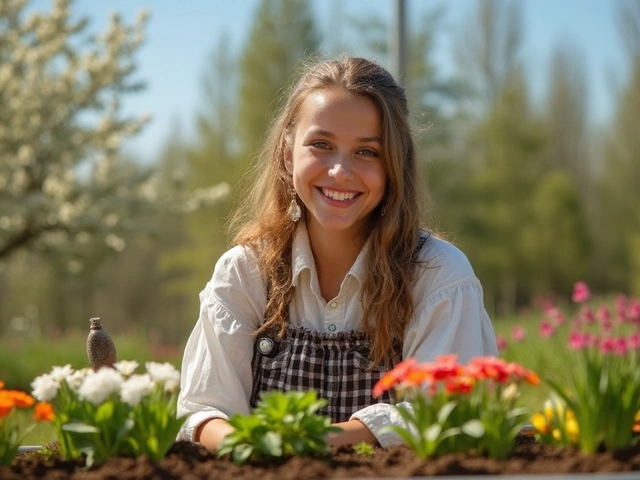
[{"x1": 5, "y1": 436, "x2": 640, "y2": 479}]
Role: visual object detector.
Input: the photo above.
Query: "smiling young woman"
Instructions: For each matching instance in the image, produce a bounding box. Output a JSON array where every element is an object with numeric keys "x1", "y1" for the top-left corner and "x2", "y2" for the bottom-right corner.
[{"x1": 177, "y1": 57, "x2": 498, "y2": 451}]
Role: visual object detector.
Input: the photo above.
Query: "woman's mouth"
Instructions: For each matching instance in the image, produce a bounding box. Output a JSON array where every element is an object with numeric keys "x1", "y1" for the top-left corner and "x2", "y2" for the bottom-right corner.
[{"x1": 320, "y1": 187, "x2": 359, "y2": 202}]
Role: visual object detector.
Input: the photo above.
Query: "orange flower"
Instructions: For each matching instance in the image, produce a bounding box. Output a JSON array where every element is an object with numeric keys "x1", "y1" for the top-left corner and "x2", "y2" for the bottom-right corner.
[
  {"x1": 373, "y1": 358, "x2": 417, "y2": 398},
  {"x1": 506, "y1": 362, "x2": 540, "y2": 386},
  {"x1": 34, "y1": 402, "x2": 54, "y2": 422},
  {"x1": 402, "y1": 365, "x2": 432, "y2": 387},
  {"x1": 0, "y1": 381, "x2": 4, "y2": 389},
  {"x1": 5, "y1": 390, "x2": 35, "y2": 408},
  {"x1": 0, "y1": 397, "x2": 12, "y2": 418}
]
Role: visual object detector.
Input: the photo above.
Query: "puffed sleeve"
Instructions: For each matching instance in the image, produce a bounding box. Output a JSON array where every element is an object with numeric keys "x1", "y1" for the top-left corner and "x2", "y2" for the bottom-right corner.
[
  {"x1": 351, "y1": 239, "x2": 497, "y2": 447},
  {"x1": 177, "y1": 246, "x2": 266, "y2": 442}
]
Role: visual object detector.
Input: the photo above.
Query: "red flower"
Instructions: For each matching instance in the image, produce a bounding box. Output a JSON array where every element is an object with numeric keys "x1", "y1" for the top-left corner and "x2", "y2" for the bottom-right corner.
[
  {"x1": 467, "y1": 357, "x2": 510, "y2": 383},
  {"x1": 372, "y1": 358, "x2": 417, "y2": 398}
]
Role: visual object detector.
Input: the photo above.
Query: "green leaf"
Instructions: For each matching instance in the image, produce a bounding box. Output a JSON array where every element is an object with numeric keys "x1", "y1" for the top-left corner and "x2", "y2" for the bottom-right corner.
[
  {"x1": 95, "y1": 402, "x2": 115, "y2": 424},
  {"x1": 62, "y1": 422, "x2": 100, "y2": 434},
  {"x1": 437, "y1": 401, "x2": 458, "y2": 424},
  {"x1": 461, "y1": 419, "x2": 485, "y2": 438},
  {"x1": 258, "y1": 432, "x2": 282, "y2": 456},
  {"x1": 232, "y1": 444, "x2": 254, "y2": 465},
  {"x1": 425, "y1": 424, "x2": 442, "y2": 442}
]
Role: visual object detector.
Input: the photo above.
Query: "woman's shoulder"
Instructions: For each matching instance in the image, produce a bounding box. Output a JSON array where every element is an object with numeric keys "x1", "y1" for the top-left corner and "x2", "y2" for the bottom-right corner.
[
  {"x1": 414, "y1": 231, "x2": 479, "y2": 295},
  {"x1": 211, "y1": 244, "x2": 262, "y2": 284}
]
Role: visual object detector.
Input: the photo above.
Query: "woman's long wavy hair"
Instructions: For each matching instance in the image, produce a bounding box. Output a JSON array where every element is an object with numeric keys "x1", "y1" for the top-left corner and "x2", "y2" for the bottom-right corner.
[{"x1": 231, "y1": 56, "x2": 426, "y2": 365}]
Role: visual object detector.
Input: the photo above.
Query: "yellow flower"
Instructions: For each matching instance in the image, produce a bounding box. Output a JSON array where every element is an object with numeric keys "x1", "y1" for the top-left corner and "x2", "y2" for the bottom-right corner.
[
  {"x1": 532, "y1": 413, "x2": 550, "y2": 434},
  {"x1": 552, "y1": 428, "x2": 562, "y2": 441},
  {"x1": 565, "y1": 418, "x2": 579, "y2": 442},
  {"x1": 635, "y1": 410, "x2": 640, "y2": 423}
]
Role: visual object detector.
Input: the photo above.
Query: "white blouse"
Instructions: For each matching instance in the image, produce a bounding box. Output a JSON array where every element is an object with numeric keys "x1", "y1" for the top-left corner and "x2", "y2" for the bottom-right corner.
[{"x1": 177, "y1": 223, "x2": 498, "y2": 447}]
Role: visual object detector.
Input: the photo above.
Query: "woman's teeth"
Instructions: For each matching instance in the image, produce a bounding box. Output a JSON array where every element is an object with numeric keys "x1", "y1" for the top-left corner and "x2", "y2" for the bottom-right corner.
[{"x1": 322, "y1": 188, "x2": 357, "y2": 201}]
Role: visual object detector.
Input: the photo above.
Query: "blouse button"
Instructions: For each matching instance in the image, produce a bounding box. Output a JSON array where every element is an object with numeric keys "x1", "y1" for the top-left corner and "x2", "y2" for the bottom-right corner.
[
  {"x1": 330, "y1": 301, "x2": 338, "y2": 308},
  {"x1": 328, "y1": 324, "x2": 337, "y2": 332}
]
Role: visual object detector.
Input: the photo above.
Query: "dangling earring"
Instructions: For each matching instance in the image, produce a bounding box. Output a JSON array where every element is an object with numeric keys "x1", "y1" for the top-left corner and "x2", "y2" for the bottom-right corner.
[
  {"x1": 288, "y1": 190, "x2": 301, "y2": 222},
  {"x1": 381, "y1": 198, "x2": 388, "y2": 217}
]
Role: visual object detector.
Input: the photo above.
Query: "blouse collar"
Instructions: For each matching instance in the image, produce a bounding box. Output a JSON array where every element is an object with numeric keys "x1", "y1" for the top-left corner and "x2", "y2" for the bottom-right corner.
[{"x1": 291, "y1": 222, "x2": 368, "y2": 288}]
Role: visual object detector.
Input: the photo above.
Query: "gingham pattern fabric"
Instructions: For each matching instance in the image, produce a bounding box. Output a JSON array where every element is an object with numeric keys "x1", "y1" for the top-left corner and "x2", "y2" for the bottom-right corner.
[{"x1": 250, "y1": 325, "x2": 401, "y2": 423}]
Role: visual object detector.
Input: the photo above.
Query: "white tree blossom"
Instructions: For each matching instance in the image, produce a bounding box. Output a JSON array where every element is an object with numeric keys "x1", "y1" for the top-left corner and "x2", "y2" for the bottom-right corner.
[{"x1": 0, "y1": 0, "x2": 228, "y2": 268}]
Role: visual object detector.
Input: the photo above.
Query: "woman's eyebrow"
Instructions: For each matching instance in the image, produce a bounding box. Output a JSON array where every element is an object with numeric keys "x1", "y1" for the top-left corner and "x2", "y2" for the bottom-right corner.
[{"x1": 306, "y1": 128, "x2": 381, "y2": 144}]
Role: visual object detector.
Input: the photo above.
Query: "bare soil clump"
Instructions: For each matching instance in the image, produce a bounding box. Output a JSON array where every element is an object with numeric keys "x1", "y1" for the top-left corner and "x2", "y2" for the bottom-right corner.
[{"x1": 5, "y1": 436, "x2": 640, "y2": 479}]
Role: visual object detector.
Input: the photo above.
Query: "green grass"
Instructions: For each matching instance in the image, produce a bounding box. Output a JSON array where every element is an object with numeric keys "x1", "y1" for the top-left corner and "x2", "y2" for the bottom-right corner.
[{"x1": 0, "y1": 330, "x2": 182, "y2": 392}]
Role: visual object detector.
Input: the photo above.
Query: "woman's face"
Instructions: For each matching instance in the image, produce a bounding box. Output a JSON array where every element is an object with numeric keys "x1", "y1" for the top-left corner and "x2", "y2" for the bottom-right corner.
[{"x1": 285, "y1": 88, "x2": 387, "y2": 241}]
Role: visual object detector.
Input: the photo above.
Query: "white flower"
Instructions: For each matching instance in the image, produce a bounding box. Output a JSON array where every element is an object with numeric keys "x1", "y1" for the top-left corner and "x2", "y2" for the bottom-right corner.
[
  {"x1": 66, "y1": 368, "x2": 90, "y2": 389},
  {"x1": 145, "y1": 362, "x2": 180, "y2": 392},
  {"x1": 78, "y1": 367, "x2": 123, "y2": 405},
  {"x1": 114, "y1": 360, "x2": 139, "y2": 377},
  {"x1": 50, "y1": 364, "x2": 74, "y2": 383},
  {"x1": 31, "y1": 373, "x2": 60, "y2": 401},
  {"x1": 120, "y1": 374, "x2": 155, "y2": 406}
]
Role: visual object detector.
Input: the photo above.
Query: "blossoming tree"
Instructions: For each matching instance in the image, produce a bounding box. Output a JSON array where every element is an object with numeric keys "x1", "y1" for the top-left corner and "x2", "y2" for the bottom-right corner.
[{"x1": 0, "y1": 0, "x2": 228, "y2": 270}]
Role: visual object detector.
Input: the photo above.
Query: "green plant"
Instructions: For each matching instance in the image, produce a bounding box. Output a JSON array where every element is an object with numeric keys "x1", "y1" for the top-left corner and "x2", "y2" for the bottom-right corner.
[
  {"x1": 374, "y1": 355, "x2": 539, "y2": 459},
  {"x1": 353, "y1": 441, "x2": 375, "y2": 456},
  {"x1": 30, "y1": 361, "x2": 187, "y2": 466},
  {"x1": 531, "y1": 283, "x2": 640, "y2": 453},
  {"x1": 217, "y1": 390, "x2": 342, "y2": 465}
]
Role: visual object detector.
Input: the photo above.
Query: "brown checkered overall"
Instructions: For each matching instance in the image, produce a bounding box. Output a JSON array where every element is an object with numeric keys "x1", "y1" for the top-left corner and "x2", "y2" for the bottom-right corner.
[{"x1": 250, "y1": 325, "x2": 401, "y2": 423}]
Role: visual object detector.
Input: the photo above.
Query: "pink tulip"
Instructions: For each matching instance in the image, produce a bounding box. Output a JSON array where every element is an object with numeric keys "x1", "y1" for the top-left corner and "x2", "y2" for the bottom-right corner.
[
  {"x1": 512, "y1": 326, "x2": 526, "y2": 342},
  {"x1": 615, "y1": 294, "x2": 628, "y2": 323},
  {"x1": 539, "y1": 320, "x2": 555, "y2": 338},
  {"x1": 580, "y1": 306, "x2": 595, "y2": 324},
  {"x1": 600, "y1": 337, "x2": 615, "y2": 354},
  {"x1": 614, "y1": 337, "x2": 628, "y2": 356},
  {"x1": 496, "y1": 334, "x2": 508, "y2": 350},
  {"x1": 568, "y1": 331, "x2": 587, "y2": 350},
  {"x1": 550, "y1": 309, "x2": 565, "y2": 327},
  {"x1": 597, "y1": 305, "x2": 610, "y2": 322},
  {"x1": 572, "y1": 281, "x2": 591, "y2": 303},
  {"x1": 627, "y1": 332, "x2": 640, "y2": 350},
  {"x1": 629, "y1": 300, "x2": 640, "y2": 325}
]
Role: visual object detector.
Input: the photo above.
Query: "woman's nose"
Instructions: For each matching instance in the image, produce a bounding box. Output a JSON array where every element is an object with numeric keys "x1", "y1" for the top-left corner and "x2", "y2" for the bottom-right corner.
[{"x1": 328, "y1": 153, "x2": 355, "y2": 181}]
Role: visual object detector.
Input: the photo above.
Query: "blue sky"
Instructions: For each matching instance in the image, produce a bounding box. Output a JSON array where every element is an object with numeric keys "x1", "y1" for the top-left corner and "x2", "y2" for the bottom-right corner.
[{"x1": 31, "y1": 0, "x2": 632, "y2": 162}]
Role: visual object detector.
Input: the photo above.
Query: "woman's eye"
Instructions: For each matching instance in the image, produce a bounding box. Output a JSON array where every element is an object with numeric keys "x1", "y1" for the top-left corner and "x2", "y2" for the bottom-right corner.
[
  {"x1": 311, "y1": 141, "x2": 330, "y2": 149},
  {"x1": 358, "y1": 149, "x2": 379, "y2": 157}
]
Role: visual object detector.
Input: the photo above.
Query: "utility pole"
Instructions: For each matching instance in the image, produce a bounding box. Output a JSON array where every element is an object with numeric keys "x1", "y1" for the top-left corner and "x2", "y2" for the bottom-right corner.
[{"x1": 389, "y1": 0, "x2": 407, "y2": 86}]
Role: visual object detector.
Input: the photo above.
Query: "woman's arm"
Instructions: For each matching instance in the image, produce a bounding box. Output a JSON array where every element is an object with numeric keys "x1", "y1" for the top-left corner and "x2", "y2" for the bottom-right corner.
[
  {"x1": 328, "y1": 419, "x2": 378, "y2": 448},
  {"x1": 195, "y1": 418, "x2": 237, "y2": 450}
]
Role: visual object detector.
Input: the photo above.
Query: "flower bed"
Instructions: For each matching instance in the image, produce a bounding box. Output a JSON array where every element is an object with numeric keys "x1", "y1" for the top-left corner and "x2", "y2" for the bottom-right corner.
[
  {"x1": 4, "y1": 281, "x2": 640, "y2": 478},
  {"x1": 5, "y1": 438, "x2": 640, "y2": 479}
]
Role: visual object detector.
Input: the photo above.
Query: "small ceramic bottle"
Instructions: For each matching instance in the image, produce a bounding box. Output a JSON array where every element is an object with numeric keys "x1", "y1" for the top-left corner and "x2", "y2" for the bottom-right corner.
[{"x1": 86, "y1": 317, "x2": 117, "y2": 371}]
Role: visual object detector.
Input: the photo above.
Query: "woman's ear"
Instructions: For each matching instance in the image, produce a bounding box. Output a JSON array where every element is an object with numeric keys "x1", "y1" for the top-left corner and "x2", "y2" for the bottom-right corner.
[{"x1": 283, "y1": 144, "x2": 293, "y2": 174}]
